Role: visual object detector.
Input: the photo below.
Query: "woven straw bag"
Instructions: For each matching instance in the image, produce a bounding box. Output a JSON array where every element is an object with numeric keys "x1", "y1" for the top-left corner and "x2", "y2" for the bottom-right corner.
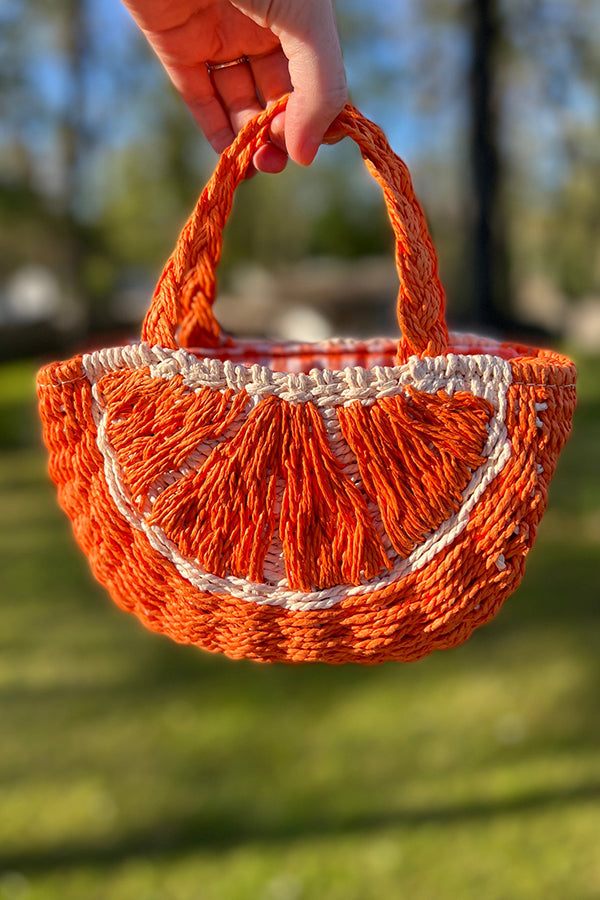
[{"x1": 38, "y1": 99, "x2": 576, "y2": 664}]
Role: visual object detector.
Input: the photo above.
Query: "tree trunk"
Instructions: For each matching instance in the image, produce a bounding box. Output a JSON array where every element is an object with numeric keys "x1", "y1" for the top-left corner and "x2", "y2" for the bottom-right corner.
[
  {"x1": 468, "y1": 0, "x2": 509, "y2": 329},
  {"x1": 57, "y1": 0, "x2": 90, "y2": 336}
]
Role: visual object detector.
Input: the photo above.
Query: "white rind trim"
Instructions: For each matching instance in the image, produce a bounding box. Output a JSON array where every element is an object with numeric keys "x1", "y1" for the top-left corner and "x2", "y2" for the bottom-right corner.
[
  {"x1": 82, "y1": 341, "x2": 512, "y2": 408},
  {"x1": 86, "y1": 341, "x2": 513, "y2": 612}
]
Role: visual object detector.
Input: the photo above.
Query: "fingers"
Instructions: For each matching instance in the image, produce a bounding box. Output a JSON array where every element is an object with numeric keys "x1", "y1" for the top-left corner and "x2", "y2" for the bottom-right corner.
[
  {"x1": 252, "y1": 142, "x2": 288, "y2": 174},
  {"x1": 276, "y1": 2, "x2": 348, "y2": 166},
  {"x1": 210, "y1": 49, "x2": 291, "y2": 173},
  {"x1": 248, "y1": 48, "x2": 291, "y2": 172},
  {"x1": 130, "y1": 0, "x2": 348, "y2": 172},
  {"x1": 249, "y1": 47, "x2": 292, "y2": 110},
  {"x1": 169, "y1": 53, "x2": 288, "y2": 173},
  {"x1": 210, "y1": 59, "x2": 263, "y2": 136},
  {"x1": 166, "y1": 62, "x2": 237, "y2": 154}
]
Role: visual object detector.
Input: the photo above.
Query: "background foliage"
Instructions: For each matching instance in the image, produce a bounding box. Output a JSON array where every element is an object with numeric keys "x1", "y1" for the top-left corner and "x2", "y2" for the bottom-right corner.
[{"x1": 1, "y1": 0, "x2": 600, "y2": 343}]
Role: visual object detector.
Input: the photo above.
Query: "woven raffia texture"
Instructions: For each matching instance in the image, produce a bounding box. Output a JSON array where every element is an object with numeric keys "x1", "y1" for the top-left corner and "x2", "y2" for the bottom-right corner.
[{"x1": 37, "y1": 101, "x2": 577, "y2": 664}]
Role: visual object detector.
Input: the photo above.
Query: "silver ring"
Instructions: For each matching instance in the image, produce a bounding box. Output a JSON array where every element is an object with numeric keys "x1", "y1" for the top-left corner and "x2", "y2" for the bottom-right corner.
[{"x1": 206, "y1": 56, "x2": 249, "y2": 74}]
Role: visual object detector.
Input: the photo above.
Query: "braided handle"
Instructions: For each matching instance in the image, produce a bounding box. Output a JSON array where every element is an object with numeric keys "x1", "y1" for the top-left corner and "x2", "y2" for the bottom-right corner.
[{"x1": 142, "y1": 97, "x2": 449, "y2": 362}]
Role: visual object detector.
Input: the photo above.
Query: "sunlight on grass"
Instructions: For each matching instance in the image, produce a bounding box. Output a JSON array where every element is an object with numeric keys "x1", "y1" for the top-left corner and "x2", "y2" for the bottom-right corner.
[{"x1": 0, "y1": 354, "x2": 599, "y2": 900}]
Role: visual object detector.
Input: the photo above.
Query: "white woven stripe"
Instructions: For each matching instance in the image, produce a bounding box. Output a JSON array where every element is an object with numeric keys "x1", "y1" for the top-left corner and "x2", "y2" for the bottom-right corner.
[
  {"x1": 82, "y1": 341, "x2": 512, "y2": 409},
  {"x1": 86, "y1": 340, "x2": 513, "y2": 612}
]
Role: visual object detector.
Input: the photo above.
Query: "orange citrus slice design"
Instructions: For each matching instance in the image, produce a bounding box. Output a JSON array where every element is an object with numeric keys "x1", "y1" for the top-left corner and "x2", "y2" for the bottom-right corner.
[
  {"x1": 38, "y1": 338, "x2": 576, "y2": 662},
  {"x1": 87, "y1": 342, "x2": 508, "y2": 599}
]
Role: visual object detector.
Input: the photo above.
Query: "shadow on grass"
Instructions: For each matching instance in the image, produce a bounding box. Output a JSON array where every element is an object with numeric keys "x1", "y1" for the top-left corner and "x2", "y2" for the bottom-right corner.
[{"x1": 2, "y1": 779, "x2": 600, "y2": 875}]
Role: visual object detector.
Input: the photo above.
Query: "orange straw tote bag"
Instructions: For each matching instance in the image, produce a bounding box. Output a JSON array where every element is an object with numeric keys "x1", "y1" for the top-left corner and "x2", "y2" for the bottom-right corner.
[{"x1": 37, "y1": 99, "x2": 577, "y2": 664}]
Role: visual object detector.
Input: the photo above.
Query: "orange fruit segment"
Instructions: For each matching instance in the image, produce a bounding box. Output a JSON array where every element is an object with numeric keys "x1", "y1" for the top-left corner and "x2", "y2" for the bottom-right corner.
[
  {"x1": 97, "y1": 368, "x2": 249, "y2": 511},
  {"x1": 148, "y1": 395, "x2": 285, "y2": 584},
  {"x1": 337, "y1": 387, "x2": 494, "y2": 558},
  {"x1": 278, "y1": 400, "x2": 390, "y2": 591}
]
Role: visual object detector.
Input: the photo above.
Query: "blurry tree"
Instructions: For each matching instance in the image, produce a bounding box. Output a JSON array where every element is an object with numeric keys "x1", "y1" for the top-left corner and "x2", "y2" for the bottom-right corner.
[
  {"x1": 467, "y1": 0, "x2": 508, "y2": 328},
  {"x1": 1, "y1": 0, "x2": 599, "y2": 349},
  {"x1": 0, "y1": 0, "x2": 210, "y2": 337},
  {"x1": 338, "y1": 0, "x2": 600, "y2": 328},
  {"x1": 503, "y1": 0, "x2": 600, "y2": 306},
  {"x1": 53, "y1": 0, "x2": 89, "y2": 326},
  {"x1": 1, "y1": 0, "x2": 98, "y2": 334}
]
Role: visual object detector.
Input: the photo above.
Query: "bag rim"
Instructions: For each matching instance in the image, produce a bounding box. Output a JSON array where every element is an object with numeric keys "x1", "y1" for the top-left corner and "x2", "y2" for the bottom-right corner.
[{"x1": 38, "y1": 330, "x2": 576, "y2": 392}]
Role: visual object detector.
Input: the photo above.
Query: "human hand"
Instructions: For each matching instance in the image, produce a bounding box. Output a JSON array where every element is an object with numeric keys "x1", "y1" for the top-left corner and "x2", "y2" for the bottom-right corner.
[{"x1": 121, "y1": 0, "x2": 348, "y2": 173}]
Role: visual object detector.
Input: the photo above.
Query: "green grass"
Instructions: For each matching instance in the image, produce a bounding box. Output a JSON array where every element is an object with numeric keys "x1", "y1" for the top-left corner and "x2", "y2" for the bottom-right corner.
[{"x1": 1, "y1": 353, "x2": 599, "y2": 900}]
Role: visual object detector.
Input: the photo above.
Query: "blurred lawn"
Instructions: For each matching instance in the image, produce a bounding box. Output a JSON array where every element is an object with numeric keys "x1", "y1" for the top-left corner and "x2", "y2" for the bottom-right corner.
[{"x1": 0, "y1": 353, "x2": 599, "y2": 900}]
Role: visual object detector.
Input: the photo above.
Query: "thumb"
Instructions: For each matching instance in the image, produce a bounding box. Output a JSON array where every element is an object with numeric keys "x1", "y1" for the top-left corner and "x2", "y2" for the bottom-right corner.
[{"x1": 276, "y1": 3, "x2": 347, "y2": 165}]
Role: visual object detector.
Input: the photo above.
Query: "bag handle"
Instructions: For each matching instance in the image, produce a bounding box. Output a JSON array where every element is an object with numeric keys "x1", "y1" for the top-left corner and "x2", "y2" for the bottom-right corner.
[{"x1": 142, "y1": 97, "x2": 449, "y2": 363}]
